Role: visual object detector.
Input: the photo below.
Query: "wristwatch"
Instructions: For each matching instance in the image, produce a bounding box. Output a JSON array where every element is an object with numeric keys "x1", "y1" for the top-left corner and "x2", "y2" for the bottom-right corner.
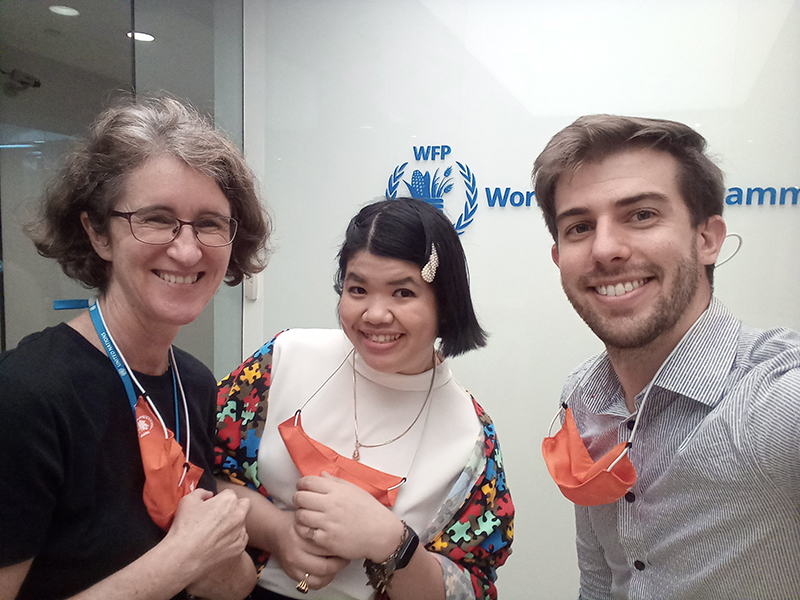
[{"x1": 364, "y1": 521, "x2": 419, "y2": 593}]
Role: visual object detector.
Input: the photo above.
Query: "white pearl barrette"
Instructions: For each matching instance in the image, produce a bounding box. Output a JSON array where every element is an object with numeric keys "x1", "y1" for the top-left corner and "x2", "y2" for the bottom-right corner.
[{"x1": 421, "y1": 244, "x2": 439, "y2": 283}]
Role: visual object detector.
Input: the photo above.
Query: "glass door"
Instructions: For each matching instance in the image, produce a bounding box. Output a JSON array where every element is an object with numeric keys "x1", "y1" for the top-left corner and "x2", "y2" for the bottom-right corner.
[{"x1": 0, "y1": 1, "x2": 244, "y2": 376}]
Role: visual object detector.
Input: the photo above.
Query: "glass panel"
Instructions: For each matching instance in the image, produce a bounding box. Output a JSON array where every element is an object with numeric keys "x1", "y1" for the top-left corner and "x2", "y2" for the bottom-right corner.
[
  {"x1": 0, "y1": 1, "x2": 244, "y2": 375},
  {"x1": 133, "y1": 0, "x2": 245, "y2": 377},
  {"x1": 0, "y1": 1, "x2": 134, "y2": 352}
]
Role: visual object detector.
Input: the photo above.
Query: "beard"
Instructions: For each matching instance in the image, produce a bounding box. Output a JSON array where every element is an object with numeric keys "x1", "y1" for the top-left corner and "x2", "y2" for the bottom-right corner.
[{"x1": 563, "y1": 246, "x2": 702, "y2": 350}]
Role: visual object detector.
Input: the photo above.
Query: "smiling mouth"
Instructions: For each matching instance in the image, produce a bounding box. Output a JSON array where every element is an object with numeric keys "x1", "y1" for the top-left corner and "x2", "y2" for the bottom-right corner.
[
  {"x1": 362, "y1": 332, "x2": 402, "y2": 343},
  {"x1": 156, "y1": 271, "x2": 201, "y2": 285},
  {"x1": 595, "y1": 278, "x2": 647, "y2": 297}
]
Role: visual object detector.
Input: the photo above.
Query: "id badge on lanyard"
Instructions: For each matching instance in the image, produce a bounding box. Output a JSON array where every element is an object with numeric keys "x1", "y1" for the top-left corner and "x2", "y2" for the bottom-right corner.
[{"x1": 89, "y1": 302, "x2": 203, "y2": 529}]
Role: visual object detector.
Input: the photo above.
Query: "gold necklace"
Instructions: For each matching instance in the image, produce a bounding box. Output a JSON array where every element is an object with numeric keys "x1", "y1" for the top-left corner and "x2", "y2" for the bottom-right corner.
[{"x1": 352, "y1": 351, "x2": 436, "y2": 462}]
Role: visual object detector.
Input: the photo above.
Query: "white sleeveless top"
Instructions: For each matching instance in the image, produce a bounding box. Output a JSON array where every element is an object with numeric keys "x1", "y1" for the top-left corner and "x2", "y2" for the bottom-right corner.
[{"x1": 256, "y1": 329, "x2": 480, "y2": 599}]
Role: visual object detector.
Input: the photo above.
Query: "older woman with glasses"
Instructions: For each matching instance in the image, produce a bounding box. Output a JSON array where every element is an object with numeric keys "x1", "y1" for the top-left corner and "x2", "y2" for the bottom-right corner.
[{"x1": 0, "y1": 96, "x2": 269, "y2": 600}]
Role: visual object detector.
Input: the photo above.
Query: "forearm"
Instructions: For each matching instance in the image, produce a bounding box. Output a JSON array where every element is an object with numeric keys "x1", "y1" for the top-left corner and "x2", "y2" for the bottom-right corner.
[
  {"x1": 1, "y1": 542, "x2": 211, "y2": 600},
  {"x1": 186, "y1": 553, "x2": 257, "y2": 600},
  {"x1": 386, "y1": 547, "x2": 445, "y2": 600},
  {"x1": 216, "y1": 478, "x2": 288, "y2": 554},
  {"x1": 69, "y1": 532, "x2": 255, "y2": 600},
  {"x1": 71, "y1": 489, "x2": 251, "y2": 600},
  {"x1": 0, "y1": 558, "x2": 34, "y2": 600},
  {"x1": 69, "y1": 535, "x2": 197, "y2": 600},
  {"x1": 575, "y1": 506, "x2": 612, "y2": 598}
]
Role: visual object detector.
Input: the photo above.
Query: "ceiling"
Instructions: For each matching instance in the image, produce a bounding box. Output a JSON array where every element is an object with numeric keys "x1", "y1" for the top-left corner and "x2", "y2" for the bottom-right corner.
[
  {"x1": 1, "y1": 1, "x2": 134, "y2": 82},
  {"x1": 0, "y1": 1, "x2": 217, "y2": 88}
]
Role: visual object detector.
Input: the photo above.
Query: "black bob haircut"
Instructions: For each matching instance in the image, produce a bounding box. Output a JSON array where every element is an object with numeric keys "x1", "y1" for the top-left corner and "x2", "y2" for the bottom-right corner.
[{"x1": 334, "y1": 197, "x2": 487, "y2": 358}]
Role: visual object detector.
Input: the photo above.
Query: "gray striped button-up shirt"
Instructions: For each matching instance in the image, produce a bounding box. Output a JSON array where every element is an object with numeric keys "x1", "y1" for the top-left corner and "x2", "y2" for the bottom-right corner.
[{"x1": 563, "y1": 297, "x2": 800, "y2": 600}]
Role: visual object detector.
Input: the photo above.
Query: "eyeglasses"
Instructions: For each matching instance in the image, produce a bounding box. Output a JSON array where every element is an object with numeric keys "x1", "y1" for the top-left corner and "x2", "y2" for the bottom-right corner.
[{"x1": 111, "y1": 209, "x2": 238, "y2": 247}]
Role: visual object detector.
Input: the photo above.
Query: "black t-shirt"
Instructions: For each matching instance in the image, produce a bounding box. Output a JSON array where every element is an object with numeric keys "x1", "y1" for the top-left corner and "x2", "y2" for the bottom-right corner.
[{"x1": 0, "y1": 324, "x2": 218, "y2": 599}]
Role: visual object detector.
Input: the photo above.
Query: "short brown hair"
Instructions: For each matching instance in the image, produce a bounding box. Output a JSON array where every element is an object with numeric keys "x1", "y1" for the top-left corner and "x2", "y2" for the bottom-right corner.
[{"x1": 28, "y1": 95, "x2": 270, "y2": 291}]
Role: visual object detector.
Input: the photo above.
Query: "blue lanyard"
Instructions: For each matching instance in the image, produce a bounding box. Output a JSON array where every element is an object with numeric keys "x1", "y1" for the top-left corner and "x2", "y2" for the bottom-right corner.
[
  {"x1": 89, "y1": 303, "x2": 138, "y2": 412},
  {"x1": 89, "y1": 302, "x2": 182, "y2": 444}
]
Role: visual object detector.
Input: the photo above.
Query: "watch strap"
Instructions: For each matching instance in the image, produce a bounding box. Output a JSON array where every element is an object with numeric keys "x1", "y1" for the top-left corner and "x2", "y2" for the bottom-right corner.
[{"x1": 364, "y1": 521, "x2": 419, "y2": 593}]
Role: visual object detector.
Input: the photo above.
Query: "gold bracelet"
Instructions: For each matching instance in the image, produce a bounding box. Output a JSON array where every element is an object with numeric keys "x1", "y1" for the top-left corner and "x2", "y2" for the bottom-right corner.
[{"x1": 364, "y1": 521, "x2": 419, "y2": 593}]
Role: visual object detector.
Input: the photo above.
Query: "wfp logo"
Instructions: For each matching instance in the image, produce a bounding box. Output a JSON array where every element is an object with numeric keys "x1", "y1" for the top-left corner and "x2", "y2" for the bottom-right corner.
[
  {"x1": 137, "y1": 415, "x2": 154, "y2": 438},
  {"x1": 385, "y1": 144, "x2": 478, "y2": 235}
]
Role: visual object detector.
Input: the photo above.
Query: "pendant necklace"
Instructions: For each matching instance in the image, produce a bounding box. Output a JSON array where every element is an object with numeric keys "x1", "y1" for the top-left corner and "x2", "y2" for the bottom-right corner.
[{"x1": 352, "y1": 349, "x2": 436, "y2": 462}]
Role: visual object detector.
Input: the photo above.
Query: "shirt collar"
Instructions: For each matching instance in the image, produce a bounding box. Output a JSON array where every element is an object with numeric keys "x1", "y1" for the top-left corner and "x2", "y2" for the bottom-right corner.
[
  {"x1": 653, "y1": 297, "x2": 740, "y2": 406},
  {"x1": 350, "y1": 343, "x2": 453, "y2": 392},
  {"x1": 570, "y1": 354, "x2": 626, "y2": 416},
  {"x1": 577, "y1": 297, "x2": 741, "y2": 412}
]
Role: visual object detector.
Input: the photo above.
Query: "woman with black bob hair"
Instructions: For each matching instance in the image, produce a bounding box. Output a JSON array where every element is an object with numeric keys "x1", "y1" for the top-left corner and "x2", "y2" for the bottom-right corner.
[
  {"x1": 216, "y1": 197, "x2": 514, "y2": 600},
  {"x1": 333, "y1": 198, "x2": 486, "y2": 358}
]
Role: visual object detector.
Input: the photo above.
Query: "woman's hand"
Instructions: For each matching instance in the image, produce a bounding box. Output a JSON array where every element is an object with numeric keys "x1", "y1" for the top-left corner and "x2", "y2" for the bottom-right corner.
[
  {"x1": 166, "y1": 488, "x2": 251, "y2": 576},
  {"x1": 217, "y1": 479, "x2": 348, "y2": 592},
  {"x1": 10, "y1": 489, "x2": 257, "y2": 600},
  {"x1": 293, "y1": 473, "x2": 405, "y2": 563},
  {"x1": 271, "y1": 505, "x2": 350, "y2": 591}
]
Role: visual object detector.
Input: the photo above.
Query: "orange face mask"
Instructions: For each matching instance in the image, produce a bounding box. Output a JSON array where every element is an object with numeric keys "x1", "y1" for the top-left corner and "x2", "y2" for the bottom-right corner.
[
  {"x1": 136, "y1": 396, "x2": 203, "y2": 529},
  {"x1": 542, "y1": 405, "x2": 637, "y2": 506},
  {"x1": 542, "y1": 317, "x2": 707, "y2": 506},
  {"x1": 279, "y1": 411, "x2": 404, "y2": 507}
]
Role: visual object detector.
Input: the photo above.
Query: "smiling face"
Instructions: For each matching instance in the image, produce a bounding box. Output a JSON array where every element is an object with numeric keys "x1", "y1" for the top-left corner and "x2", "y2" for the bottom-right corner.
[
  {"x1": 85, "y1": 155, "x2": 232, "y2": 336},
  {"x1": 551, "y1": 148, "x2": 724, "y2": 352},
  {"x1": 338, "y1": 251, "x2": 439, "y2": 375}
]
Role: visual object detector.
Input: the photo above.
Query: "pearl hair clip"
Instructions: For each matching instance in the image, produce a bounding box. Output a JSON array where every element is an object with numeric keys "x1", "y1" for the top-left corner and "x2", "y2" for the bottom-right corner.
[{"x1": 421, "y1": 244, "x2": 439, "y2": 283}]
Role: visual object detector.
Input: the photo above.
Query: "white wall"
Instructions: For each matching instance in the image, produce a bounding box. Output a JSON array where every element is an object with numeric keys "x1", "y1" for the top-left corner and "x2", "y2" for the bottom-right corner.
[{"x1": 242, "y1": 2, "x2": 800, "y2": 597}]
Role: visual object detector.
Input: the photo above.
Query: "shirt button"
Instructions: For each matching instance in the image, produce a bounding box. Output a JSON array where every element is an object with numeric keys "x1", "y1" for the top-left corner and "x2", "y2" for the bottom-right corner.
[
  {"x1": 634, "y1": 560, "x2": 646, "y2": 571},
  {"x1": 627, "y1": 420, "x2": 635, "y2": 430},
  {"x1": 625, "y1": 491, "x2": 636, "y2": 503}
]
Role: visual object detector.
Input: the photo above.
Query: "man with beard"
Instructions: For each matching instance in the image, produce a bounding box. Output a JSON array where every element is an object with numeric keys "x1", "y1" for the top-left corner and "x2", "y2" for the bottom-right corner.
[{"x1": 532, "y1": 115, "x2": 800, "y2": 600}]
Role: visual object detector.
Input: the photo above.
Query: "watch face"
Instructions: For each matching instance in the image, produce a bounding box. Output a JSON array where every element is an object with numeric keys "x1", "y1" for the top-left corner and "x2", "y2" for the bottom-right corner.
[{"x1": 394, "y1": 524, "x2": 419, "y2": 570}]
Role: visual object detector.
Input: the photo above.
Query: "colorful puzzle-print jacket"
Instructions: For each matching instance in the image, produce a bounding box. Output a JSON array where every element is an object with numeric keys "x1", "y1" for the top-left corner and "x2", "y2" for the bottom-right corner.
[{"x1": 215, "y1": 333, "x2": 514, "y2": 600}]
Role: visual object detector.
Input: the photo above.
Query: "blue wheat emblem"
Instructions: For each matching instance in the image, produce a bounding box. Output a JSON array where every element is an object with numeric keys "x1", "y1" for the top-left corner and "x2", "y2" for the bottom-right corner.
[
  {"x1": 454, "y1": 162, "x2": 478, "y2": 235},
  {"x1": 402, "y1": 167, "x2": 454, "y2": 210},
  {"x1": 385, "y1": 161, "x2": 478, "y2": 235},
  {"x1": 385, "y1": 163, "x2": 407, "y2": 198}
]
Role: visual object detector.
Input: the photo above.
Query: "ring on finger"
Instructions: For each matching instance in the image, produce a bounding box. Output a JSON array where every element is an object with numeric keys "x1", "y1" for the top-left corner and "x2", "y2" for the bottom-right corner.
[{"x1": 296, "y1": 573, "x2": 310, "y2": 594}]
